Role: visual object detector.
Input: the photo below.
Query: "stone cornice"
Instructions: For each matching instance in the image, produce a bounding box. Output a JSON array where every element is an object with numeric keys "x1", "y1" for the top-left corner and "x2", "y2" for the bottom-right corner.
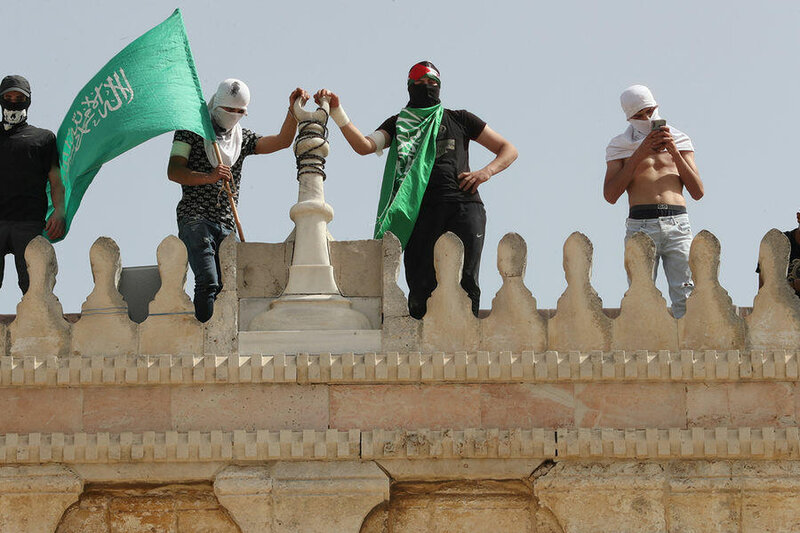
[
  {"x1": 1, "y1": 427, "x2": 799, "y2": 464},
  {"x1": 1, "y1": 350, "x2": 798, "y2": 387}
]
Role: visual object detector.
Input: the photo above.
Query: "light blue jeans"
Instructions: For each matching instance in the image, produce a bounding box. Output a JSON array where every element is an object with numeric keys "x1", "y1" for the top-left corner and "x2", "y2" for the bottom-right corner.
[{"x1": 625, "y1": 213, "x2": 694, "y2": 318}]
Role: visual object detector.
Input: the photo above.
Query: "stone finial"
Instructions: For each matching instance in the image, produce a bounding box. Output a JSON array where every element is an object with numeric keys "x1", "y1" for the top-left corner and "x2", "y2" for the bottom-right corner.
[
  {"x1": 139, "y1": 236, "x2": 202, "y2": 355},
  {"x1": 72, "y1": 237, "x2": 137, "y2": 356},
  {"x1": 549, "y1": 232, "x2": 612, "y2": 351},
  {"x1": 481, "y1": 233, "x2": 546, "y2": 352},
  {"x1": 747, "y1": 229, "x2": 800, "y2": 350},
  {"x1": 381, "y1": 231, "x2": 421, "y2": 352},
  {"x1": 613, "y1": 232, "x2": 678, "y2": 350},
  {"x1": 422, "y1": 232, "x2": 479, "y2": 352},
  {"x1": 679, "y1": 230, "x2": 745, "y2": 350},
  {"x1": 9, "y1": 236, "x2": 71, "y2": 356},
  {"x1": 205, "y1": 233, "x2": 239, "y2": 355}
]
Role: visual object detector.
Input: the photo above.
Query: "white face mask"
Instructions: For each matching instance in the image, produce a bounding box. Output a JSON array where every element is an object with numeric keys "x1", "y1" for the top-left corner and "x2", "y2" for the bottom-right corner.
[
  {"x1": 627, "y1": 108, "x2": 661, "y2": 136},
  {"x1": 212, "y1": 107, "x2": 243, "y2": 132}
]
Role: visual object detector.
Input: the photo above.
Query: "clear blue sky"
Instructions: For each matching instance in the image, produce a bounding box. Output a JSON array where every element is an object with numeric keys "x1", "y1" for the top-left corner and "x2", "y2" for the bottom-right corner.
[{"x1": 1, "y1": 0, "x2": 797, "y2": 313}]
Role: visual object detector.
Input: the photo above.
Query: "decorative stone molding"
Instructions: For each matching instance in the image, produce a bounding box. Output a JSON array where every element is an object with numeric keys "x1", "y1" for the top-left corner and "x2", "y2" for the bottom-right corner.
[
  {"x1": 0, "y1": 430, "x2": 360, "y2": 464},
  {"x1": 481, "y1": 233, "x2": 547, "y2": 352},
  {"x1": 679, "y1": 230, "x2": 746, "y2": 350},
  {"x1": 139, "y1": 235, "x2": 203, "y2": 355},
  {"x1": 215, "y1": 462, "x2": 389, "y2": 533},
  {"x1": 613, "y1": 232, "x2": 678, "y2": 351},
  {"x1": 548, "y1": 232, "x2": 612, "y2": 352},
  {"x1": 3, "y1": 427, "x2": 797, "y2": 465},
  {"x1": 71, "y1": 237, "x2": 138, "y2": 356},
  {"x1": 8, "y1": 236, "x2": 71, "y2": 356},
  {"x1": 422, "y1": 232, "x2": 480, "y2": 352},
  {"x1": 2, "y1": 349, "x2": 797, "y2": 387},
  {"x1": 0, "y1": 465, "x2": 82, "y2": 533},
  {"x1": 747, "y1": 228, "x2": 800, "y2": 350}
]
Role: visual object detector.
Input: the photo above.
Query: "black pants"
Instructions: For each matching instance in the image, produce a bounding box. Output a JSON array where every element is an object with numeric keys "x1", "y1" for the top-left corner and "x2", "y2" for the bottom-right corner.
[
  {"x1": 0, "y1": 220, "x2": 45, "y2": 294},
  {"x1": 404, "y1": 202, "x2": 486, "y2": 319}
]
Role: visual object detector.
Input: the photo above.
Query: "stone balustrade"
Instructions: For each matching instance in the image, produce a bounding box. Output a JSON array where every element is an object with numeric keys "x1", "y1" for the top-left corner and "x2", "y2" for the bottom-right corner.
[
  {"x1": 0, "y1": 227, "x2": 798, "y2": 358},
  {"x1": 1, "y1": 229, "x2": 800, "y2": 531}
]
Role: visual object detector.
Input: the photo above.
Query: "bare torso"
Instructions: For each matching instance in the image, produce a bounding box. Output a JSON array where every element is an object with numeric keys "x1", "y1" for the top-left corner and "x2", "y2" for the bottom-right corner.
[{"x1": 624, "y1": 150, "x2": 688, "y2": 206}]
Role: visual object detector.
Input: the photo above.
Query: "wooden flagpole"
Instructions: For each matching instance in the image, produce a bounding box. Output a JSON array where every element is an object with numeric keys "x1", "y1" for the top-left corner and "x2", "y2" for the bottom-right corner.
[{"x1": 212, "y1": 142, "x2": 245, "y2": 242}]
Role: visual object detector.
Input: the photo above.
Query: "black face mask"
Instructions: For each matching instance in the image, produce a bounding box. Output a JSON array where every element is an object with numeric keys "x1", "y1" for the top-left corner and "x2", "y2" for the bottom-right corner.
[{"x1": 407, "y1": 83, "x2": 441, "y2": 108}]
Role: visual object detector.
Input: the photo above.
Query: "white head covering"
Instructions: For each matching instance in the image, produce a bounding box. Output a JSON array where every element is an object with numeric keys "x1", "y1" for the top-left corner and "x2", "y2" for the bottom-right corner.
[
  {"x1": 606, "y1": 85, "x2": 694, "y2": 161},
  {"x1": 205, "y1": 79, "x2": 250, "y2": 167}
]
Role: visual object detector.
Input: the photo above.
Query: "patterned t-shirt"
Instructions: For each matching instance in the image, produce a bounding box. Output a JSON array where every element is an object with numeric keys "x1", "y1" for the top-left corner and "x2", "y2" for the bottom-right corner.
[{"x1": 173, "y1": 129, "x2": 259, "y2": 230}]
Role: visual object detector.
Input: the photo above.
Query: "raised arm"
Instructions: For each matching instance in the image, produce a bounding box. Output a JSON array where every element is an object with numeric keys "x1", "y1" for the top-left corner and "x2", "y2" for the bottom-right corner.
[
  {"x1": 656, "y1": 126, "x2": 704, "y2": 200},
  {"x1": 45, "y1": 163, "x2": 65, "y2": 240},
  {"x1": 458, "y1": 126, "x2": 518, "y2": 193},
  {"x1": 313, "y1": 89, "x2": 386, "y2": 156},
  {"x1": 254, "y1": 88, "x2": 309, "y2": 155}
]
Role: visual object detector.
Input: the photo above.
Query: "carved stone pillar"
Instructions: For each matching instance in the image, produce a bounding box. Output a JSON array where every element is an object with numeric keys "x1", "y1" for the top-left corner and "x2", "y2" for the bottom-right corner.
[
  {"x1": 0, "y1": 465, "x2": 82, "y2": 533},
  {"x1": 215, "y1": 461, "x2": 389, "y2": 533}
]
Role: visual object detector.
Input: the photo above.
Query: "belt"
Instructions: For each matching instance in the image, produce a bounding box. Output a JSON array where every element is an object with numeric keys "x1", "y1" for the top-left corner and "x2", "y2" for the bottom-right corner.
[{"x1": 628, "y1": 204, "x2": 687, "y2": 220}]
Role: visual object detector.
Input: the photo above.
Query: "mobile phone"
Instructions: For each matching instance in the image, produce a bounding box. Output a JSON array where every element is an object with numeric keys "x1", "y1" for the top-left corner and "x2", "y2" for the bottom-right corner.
[{"x1": 651, "y1": 119, "x2": 666, "y2": 131}]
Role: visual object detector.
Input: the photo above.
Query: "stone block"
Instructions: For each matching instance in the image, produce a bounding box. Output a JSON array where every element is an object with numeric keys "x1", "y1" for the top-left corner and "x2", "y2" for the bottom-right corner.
[
  {"x1": 678, "y1": 231, "x2": 746, "y2": 351},
  {"x1": 171, "y1": 384, "x2": 329, "y2": 431},
  {"x1": 387, "y1": 480, "x2": 534, "y2": 533},
  {"x1": 139, "y1": 236, "x2": 203, "y2": 356},
  {"x1": 747, "y1": 229, "x2": 800, "y2": 350},
  {"x1": 422, "y1": 233, "x2": 480, "y2": 352},
  {"x1": 329, "y1": 384, "x2": 482, "y2": 430},
  {"x1": 479, "y1": 384, "x2": 574, "y2": 428},
  {"x1": 382, "y1": 232, "x2": 409, "y2": 318},
  {"x1": 549, "y1": 232, "x2": 613, "y2": 352},
  {"x1": 535, "y1": 461, "x2": 666, "y2": 533},
  {"x1": 687, "y1": 383, "x2": 796, "y2": 427},
  {"x1": 0, "y1": 465, "x2": 82, "y2": 533},
  {"x1": 612, "y1": 232, "x2": 678, "y2": 351},
  {"x1": 82, "y1": 386, "x2": 171, "y2": 433},
  {"x1": 72, "y1": 237, "x2": 138, "y2": 357},
  {"x1": 177, "y1": 509, "x2": 240, "y2": 532},
  {"x1": 205, "y1": 234, "x2": 238, "y2": 355},
  {"x1": 9, "y1": 236, "x2": 71, "y2": 356},
  {"x1": 481, "y1": 233, "x2": 546, "y2": 352},
  {"x1": 574, "y1": 383, "x2": 686, "y2": 428},
  {"x1": 330, "y1": 239, "x2": 382, "y2": 297},
  {"x1": 0, "y1": 387, "x2": 82, "y2": 433},
  {"x1": 108, "y1": 495, "x2": 177, "y2": 531},
  {"x1": 237, "y1": 242, "x2": 290, "y2": 298},
  {"x1": 382, "y1": 315, "x2": 421, "y2": 353},
  {"x1": 215, "y1": 462, "x2": 389, "y2": 533}
]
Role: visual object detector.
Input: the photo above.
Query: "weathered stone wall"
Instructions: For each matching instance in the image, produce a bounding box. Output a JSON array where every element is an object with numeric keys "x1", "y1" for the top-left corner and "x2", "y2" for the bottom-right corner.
[{"x1": 0, "y1": 229, "x2": 799, "y2": 531}]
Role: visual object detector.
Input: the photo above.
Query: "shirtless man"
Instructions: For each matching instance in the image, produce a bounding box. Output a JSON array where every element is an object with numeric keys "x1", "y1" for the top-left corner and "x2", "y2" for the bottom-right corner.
[{"x1": 604, "y1": 85, "x2": 704, "y2": 318}]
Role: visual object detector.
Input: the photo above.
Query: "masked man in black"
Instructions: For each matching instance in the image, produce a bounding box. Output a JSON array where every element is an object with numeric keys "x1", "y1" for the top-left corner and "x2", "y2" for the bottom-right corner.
[
  {"x1": 315, "y1": 61, "x2": 518, "y2": 319},
  {"x1": 0, "y1": 75, "x2": 65, "y2": 294}
]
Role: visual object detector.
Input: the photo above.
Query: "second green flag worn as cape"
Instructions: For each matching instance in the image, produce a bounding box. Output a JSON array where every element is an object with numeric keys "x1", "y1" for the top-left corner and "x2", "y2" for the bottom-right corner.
[
  {"x1": 374, "y1": 104, "x2": 443, "y2": 248},
  {"x1": 52, "y1": 8, "x2": 215, "y2": 241}
]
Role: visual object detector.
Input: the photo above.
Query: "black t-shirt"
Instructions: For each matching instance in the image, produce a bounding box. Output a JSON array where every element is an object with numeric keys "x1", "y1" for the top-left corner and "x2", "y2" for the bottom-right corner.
[
  {"x1": 378, "y1": 109, "x2": 487, "y2": 205},
  {"x1": 756, "y1": 229, "x2": 800, "y2": 297},
  {"x1": 0, "y1": 123, "x2": 58, "y2": 222},
  {"x1": 173, "y1": 129, "x2": 259, "y2": 231}
]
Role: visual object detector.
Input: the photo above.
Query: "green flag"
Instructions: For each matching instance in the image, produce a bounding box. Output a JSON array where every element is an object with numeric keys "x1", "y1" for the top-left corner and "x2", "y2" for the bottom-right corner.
[
  {"x1": 374, "y1": 104, "x2": 443, "y2": 248},
  {"x1": 51, "y1": 8, "x2": 214, "y2": 240}
]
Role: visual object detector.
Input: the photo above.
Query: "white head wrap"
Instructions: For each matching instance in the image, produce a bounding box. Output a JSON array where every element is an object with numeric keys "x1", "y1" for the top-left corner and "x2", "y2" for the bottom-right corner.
[
  {"x1": 205, "y1": 79, "x2": 250, "y2": 167},
  {"x1": 606, "y1": 84, "x2": 694, "y2": 161}
]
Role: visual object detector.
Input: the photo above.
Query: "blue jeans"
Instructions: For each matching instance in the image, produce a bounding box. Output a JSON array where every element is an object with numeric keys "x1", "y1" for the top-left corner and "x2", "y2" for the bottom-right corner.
[
  {"x1": 178, "y1": 218, "x2": 232, "y2": 322},
  {"x1": 625, "y1": 213, "x2": 694, "y2": 318}
]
